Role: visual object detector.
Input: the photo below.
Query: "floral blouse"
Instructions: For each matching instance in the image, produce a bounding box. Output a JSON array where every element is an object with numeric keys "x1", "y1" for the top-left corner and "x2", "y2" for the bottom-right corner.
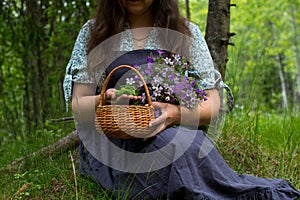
[{"x1": 63, "y1": 20, "x2": 233, "y2": 111}]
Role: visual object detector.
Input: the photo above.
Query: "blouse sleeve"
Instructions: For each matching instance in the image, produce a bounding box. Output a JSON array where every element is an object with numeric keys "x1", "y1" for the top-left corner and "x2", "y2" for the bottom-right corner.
[
  {"x1": 63, "y1": 20, "x2": 94, "y2": 111},
  {"x1": 188, "y1": 22, "x2": 234, "y2": 111}
]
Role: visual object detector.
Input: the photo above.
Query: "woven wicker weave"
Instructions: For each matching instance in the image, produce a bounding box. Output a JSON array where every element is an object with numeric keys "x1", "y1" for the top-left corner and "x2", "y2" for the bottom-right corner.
[{"x1": 95, "y1": 65, "x2": 155, "y2": 139}]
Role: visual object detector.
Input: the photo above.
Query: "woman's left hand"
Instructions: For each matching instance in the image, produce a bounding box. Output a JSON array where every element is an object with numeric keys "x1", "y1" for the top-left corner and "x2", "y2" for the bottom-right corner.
[
  {"x1": 145, "y1": 89, "x2": 220, "y2": 138},
  {"x1": 147, "y1": 102, "x2": 181, "y2": 137}
]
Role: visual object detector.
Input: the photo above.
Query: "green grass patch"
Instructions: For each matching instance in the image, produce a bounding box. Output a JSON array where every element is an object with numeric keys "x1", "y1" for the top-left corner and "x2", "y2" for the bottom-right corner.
[
  {"x1": 218, "y1": 109, "x2": 300, "y2": 189},
  {"x1": 0, "y1": 110, "x2": 299, "y2": 199}
]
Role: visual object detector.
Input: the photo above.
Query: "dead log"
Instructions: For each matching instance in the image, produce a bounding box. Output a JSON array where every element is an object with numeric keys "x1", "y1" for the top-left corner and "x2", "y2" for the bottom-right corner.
[{"x1": 2, "y1": 130, "x2": 79, "y2": 173}]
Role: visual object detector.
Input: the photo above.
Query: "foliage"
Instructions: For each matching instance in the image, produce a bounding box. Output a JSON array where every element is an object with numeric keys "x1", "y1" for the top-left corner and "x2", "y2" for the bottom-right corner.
[
  {"x1": 186, "y1": 0, "x2": 300, "y2": 110},
  {"x1": 224, "y1": 0, "x2": 300, "y2": 110},
  {"x1": 0, "y1": 0, "x2": 96, "y2": 135}
]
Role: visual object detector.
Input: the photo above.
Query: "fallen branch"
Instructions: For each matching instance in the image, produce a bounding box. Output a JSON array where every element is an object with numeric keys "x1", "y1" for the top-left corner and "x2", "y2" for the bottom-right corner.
[
  {"x1": 2, "y1": 130, "x2": 80, "y2": 173},
  {"x1": 49, "y1": 117, "x2": 75, "y2": 123}
]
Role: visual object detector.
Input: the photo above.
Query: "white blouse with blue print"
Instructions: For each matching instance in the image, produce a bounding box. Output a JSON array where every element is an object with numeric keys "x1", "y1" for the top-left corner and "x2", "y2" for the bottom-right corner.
[{"x1": 63, "y1": 20, "x2": 233, "y2": 111}]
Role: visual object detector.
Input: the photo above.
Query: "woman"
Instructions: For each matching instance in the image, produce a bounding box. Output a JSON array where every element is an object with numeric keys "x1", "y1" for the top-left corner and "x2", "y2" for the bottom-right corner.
[{"x1": 63, "y1": 0, "x2": 300, "y2": 199}]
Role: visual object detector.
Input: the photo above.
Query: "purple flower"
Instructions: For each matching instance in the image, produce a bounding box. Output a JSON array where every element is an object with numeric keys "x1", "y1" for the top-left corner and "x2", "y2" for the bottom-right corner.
[
  {"x1": 181, "y1": 93, "x2": 187, "y2": 100},
  {"x1": 156, "y1": 50, "x2": 165, "y2": 55},
  {"x1": 118, "y1": 52, "x2": 207, "y2": 109},
  {"x1": 173, "y1": 85, "x2": 183, "y2": 95},
  {"x1": 196, "y1": 88, "x2": 206, "y2": 97},
  {"x1": 200, "y1": 90, "x2": 206, "y2": 97},
  {"x1": 161, "y1": 68, "x2": 168, "y2": 78},
  {"x1": 145, "y1": 65, "x2": 152, "y2": 75},
  {"x1": 147, "y1": 56, "x2": 155, "y2": 64},
  {"x1": 190, "y1": 80, "x2": 196, "y2": 87},
  {"x1": 153, "y1": 76, "x2": 162, "y2": 84},
  {"x1": 168, "y1": 73, "x2": 174, "y2": 81}
]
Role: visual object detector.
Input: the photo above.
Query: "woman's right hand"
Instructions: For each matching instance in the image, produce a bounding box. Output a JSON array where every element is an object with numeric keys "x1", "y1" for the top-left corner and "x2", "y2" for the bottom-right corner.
[{"x1": 104, "y1": 88, "x2": 141, "y2": 105}]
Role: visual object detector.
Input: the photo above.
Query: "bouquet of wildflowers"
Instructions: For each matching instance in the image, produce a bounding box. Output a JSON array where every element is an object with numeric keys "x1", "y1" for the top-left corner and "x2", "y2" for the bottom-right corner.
[{"x1": 116, "y1": 50, "x2": 207, "y2": 109}]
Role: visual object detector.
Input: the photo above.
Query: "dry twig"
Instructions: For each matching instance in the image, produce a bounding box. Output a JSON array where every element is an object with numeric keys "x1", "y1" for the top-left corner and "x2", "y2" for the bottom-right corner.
[{"x1": 70, "y1": 150, "x2": 78, "y2": 200}]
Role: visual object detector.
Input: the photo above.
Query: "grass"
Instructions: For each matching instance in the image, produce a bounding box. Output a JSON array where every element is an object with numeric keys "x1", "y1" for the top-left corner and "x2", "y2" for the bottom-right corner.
[
  {"x1": 0, "y1": 109, "x2": 299, "y2": 199},
  {"x1": 218, "y1": 109, "x2": 300, "y2": 188}
]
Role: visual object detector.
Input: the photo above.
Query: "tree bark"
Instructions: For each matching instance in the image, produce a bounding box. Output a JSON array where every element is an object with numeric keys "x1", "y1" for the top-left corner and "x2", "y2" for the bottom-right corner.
[
  {"x1": 185, "y1": 0, "x2": 190, "y2": 20},
  {"x1": 290, "y1": 5, "x2": 300, "y2": 108},
  {"x1": 271, "y1": 22, "x2": 288, "y2": 109},
  {"x1": 275, "y1": 54, "x2": 288, "y2": 109},
  {"x1": 205, "y1": 0, "x2": 234, "y2": 80}
]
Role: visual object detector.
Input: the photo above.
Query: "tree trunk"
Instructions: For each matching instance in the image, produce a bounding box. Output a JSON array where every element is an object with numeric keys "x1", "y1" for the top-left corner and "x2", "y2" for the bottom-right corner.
[
  {"x1": 0, "y1": 62, "x2": 3, "y2": 94},
  {"x1": 271, "y1": 22, "x2": 288, "y2": 109},
  {"x1": 275, "y1": 54, "x2": 288, "y2": 109},
  {"x1": 205, "y1": 0, "x2": 234, "y2": 79},
  {"x1": 290, "y1": 5, "x2": 300, "y2": 108},
  {"x1": 185, "y1": 0, "x2": 190, "y2": 20}
]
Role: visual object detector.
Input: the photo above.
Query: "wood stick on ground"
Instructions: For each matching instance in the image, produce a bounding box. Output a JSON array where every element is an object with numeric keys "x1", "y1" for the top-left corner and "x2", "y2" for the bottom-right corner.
[{"x1": 2, "y1": 130, "x2": 80, "y2": 173}]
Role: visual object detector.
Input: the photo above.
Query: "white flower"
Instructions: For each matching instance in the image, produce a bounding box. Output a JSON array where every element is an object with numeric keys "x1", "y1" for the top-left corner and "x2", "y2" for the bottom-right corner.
[
  {"x1": 174, "y1": 54, "x2": 181, "y2": 61},
  {"x1": 164, "y1": 57, "x2": 173, "y2": 65},
  {"x1": 126, "y1": 77, "x2": 135, "y2": 85}
]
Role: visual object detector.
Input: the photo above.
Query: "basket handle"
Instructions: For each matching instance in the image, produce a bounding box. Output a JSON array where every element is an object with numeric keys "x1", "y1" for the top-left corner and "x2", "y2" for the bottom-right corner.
[{"x1": 99, "y1": 65, "x2": 152, "y2": 106}]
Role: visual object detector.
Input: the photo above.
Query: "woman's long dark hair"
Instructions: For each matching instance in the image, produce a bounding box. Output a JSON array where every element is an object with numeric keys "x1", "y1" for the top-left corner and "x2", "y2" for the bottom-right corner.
[{"x1": 87, "y1": 0, "x2": 192, "y2": 54}]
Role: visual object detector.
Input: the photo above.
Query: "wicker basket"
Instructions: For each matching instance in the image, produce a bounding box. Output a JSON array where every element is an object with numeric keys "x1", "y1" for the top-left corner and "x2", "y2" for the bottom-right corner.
[{"x1": 95, "y1": 65, "x2": 155, "y2": 139}]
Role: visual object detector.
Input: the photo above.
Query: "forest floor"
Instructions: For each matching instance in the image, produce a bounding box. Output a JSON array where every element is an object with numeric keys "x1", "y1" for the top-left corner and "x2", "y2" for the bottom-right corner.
[{"x1": 1, "y1": 110, "x2": 299, "y2": 199}]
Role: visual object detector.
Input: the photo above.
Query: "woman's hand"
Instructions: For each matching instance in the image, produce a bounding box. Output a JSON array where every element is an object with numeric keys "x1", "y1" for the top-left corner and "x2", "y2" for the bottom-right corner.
[
  {"x1": 147, "y1": 89, "x2": 221, "y2": 137},
  {"x1": 147, "y1": 102, "x2": 181, "y2": 137},
  {"x1": 104, "y1": 88, "x2": 142, "y2": 105}
]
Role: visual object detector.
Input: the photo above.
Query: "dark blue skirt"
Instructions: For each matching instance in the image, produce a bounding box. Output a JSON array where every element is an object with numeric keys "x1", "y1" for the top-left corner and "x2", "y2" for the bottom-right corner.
[{"x1": 78, "y1": 125, "x2": 300, "y2": 200}]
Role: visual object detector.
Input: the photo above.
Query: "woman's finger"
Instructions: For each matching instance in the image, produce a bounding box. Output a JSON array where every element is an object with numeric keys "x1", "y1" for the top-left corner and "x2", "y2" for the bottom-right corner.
[
  {"x1": 149, "y1": 111, "x2": 167, "y2": 127},
  {"x1": 105, "y1": 88, "x2": 117, "y2": 100},
  {"x1": 115, "y1": 94, "x2": 130, "y2": 104},
  {"x1": 115, "y1": 94, "x2": 142, "y2": 104}
]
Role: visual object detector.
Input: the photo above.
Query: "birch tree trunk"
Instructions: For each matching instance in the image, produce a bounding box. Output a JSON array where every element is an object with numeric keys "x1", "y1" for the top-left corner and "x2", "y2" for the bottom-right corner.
[
  {"x1": 272, "y1": 23, "x2": 288, "y2": 109},
  {"x1": 205, "y1": 0, "x2": 235, "y2": 79},
  {"x1": 275, "y1": 54, "x2": 288, "y2": 109}
]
